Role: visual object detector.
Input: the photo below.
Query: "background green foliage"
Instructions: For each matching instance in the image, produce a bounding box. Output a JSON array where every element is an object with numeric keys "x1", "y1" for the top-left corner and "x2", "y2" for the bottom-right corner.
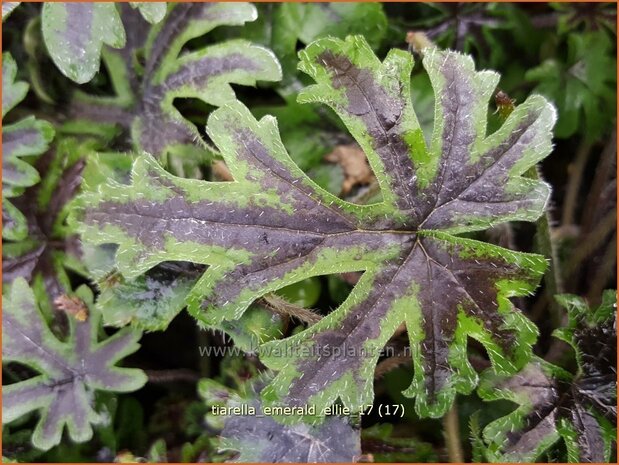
[{"x1": 2, "y1": 2, "x2": 616, "y2": 462}]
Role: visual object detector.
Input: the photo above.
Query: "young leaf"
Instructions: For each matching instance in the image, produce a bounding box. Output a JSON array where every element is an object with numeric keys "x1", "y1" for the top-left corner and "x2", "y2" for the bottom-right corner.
[
  {"x1": 478, "y1": 290, "x2": 617, "y2": 462},
  {"x1": 74, "y1": 36, "x2": 555, "y2": 418},
  {"x1": 41, "y1": 2, "x2": 126, "y2": 84},
  {"x1": 95, "y1": 261, "x2": 203, "y2": 330},
  {"x1": 2, "y1": 278, "x2": 147, "y2": 451},
  {"x1": 361, "y1": 423, "x2": 437, "y2": 462},
  {"x1": 2, "y1": 53, "x2": 54, "y2": 241},
  {"x1": 526, "y1": 31, "x2": 616, "y2": 141},
  {"x1": 69, "y1": 3, "x2": 281, "y2": 159}
]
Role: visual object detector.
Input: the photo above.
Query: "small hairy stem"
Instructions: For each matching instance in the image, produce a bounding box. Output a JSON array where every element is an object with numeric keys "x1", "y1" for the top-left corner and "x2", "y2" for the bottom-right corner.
[
  {"x1": 145, "y1": 369, "x2": 200, "y2": 384},
  {"x1": 562, "y1": 140, "x2": 593, "y2": 226},
  {"x1": 581, "y1": 129, "x2": 616, "y2": 233},
  {"x1": 443, "y1": 401, "x2": 464, "y2": 463},
  {"x1": 350, "y1": 179, "x2": 381, "y2": 204},
  {"x1": 260, "y1": 294, "x2": 322, "y2": 325},
  {"x1": 528, "y1": 166, "x2": 563, "y2": 326},
  {"x1": 374, "y1": 354, "x2": 410, "y2": 379},
  {"x1": 587, "y1": 234, "x2": 617, "y2": 304},
  {"x1": 565, "y1": 209, "x2": 617, "y2": 277},
  {"x1": 197, "y1": 328, "x2": 211, "y2": 378}
]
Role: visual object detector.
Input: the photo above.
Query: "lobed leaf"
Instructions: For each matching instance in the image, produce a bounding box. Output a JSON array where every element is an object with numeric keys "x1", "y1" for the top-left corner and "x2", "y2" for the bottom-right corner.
[
  {"x1": 2, "y1": 53, "x2": 55, "y2": 241},
  {"x1": 69, "y1": 3, "x2": 281, "y2": 159},
  {"x1": 200, "y1": 376, "x2": 360, "y2": 462},
  {"x1": 479, "y1": 291, "x2": 617, "y2": 462},
  {"x1": 3, "y1": 138, "x2": 88, "y2": 310},
  {"x1": 41, "y1": 2, "x2": 126, "y2": 84},
  {"x1": 2, "y1": 278, "x2": 147, "y2": 451},
  {"x1": 221, "y1": 399, "x2": 360, "y2": 462},
  {"x1": 74, "y1": 36, "x2": 555, "y2": 418}
]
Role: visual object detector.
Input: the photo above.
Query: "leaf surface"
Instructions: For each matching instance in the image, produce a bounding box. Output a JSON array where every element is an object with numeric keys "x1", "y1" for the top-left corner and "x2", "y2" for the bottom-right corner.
[
  {"x1": 69, "y1": 3, "x2": 281, "y2": 159},
  {"x1": 42, "y1": 2, "x2": 126, "y2": 84},
  {"x1": 2, "y1": 2, "x2": 20, "y2": 21},
  {"x1": 221, "y1": 399, "x2": 360, "y2": 462},
  {"x1": 2, "y1": 278, "x2": 147, "y2": 451},
  {"x1": 479, "y1": 290, "x2": 617, "y2": 462},
  {"x1": 129, "y1": 2, "x2": 167, "y2": 24},
  {"x1": 526, "y1": 31, "x2": 616, "y2": 141},
  {"x1": 75, "y1": 36, "x2": 555, "y2": 418},
  {"x1": 200, "y1": 376, "x2": 360, "y2": 462},
  {"x1": 3, "y1": 138, "x2": 87, "y2": 310},
  {"x1": 2, "y1": 53, "x2": 54, "y2": 241}
]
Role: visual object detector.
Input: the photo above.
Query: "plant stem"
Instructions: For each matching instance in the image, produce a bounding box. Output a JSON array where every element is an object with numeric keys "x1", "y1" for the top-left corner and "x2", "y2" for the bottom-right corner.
[
  {"x1": 261, "y1": 293, "x2": 322, "y2": 325},
  {"x1": 587, "y1": 234, "x2": 617, "y2": 304},
  {"x1": 581, "y1": 129, "x2": 616, "y2": 233},
  {"x1": 562, "y1": 140, "x2": 593, "y2": 226},
  {"x1": 443, "y1": 401, "x2": 464, "y2": 463},
  {"x1": 197, "y1": 327, "x2": 211, "y2": 378},
  {"x1": 145, "y1": 369, "x2": 200, "y2": 384},
  {"x1": 565, "y1": 209, "x2": 617, "y2": 277},
  {"x1": 528, "y1": 166, "x2": 564, "y2": 327},
  {"x1": 374, "y1": 354, "x2": 410, "y2": 379}
]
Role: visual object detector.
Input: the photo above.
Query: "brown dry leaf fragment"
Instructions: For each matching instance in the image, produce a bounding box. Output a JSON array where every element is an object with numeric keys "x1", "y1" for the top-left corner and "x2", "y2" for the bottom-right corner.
[
  {"x1": 325, "y1": 144, "x2": 374, "y2": 195},
  {"x1": 406, "y1": 31, "x2": 434, "y2": 54},
  {"x1": 212, "y1": 160, "x2": 234, "y2": 181},
  {"x1": 54, "y1": 294, "x2": 89, "y2": 321}
]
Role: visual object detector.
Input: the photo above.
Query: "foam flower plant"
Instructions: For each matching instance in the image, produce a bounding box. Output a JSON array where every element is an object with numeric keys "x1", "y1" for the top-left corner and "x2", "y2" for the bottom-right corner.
[
  {"x1": 74, "y1": 36, "x2": 556, "y2": 418},
  {"x1": 478, "y1": 290, "x2": 617, "y2": 462},
  {"x1": 2, "y1": 278, "x2": 147, "y2": 451},
  {"x1": 68, "y1": 2, "x2": 281, "y2": 160},
  {"x1": 2, "y1": 52, "x2": 54, "y2": 241}
]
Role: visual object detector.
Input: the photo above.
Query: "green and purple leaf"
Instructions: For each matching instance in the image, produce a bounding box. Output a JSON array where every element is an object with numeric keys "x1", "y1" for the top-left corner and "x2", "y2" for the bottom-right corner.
[
  {"x1": 221, "y1": 399, "x2": 360, "y2": 462},
  {"x1": 200, "y1": 377, "x2": 361, "y2": 462},
  {"x1": 479, "y1": 290, "x2": 617, "y2": 462},
  {"x1": 2, "y1": 52, "x2": 28, "y2": 118},
  {"x1": 74, "y1": 36, "x2": 555, "y2": 418},
  {"x1": 2, "y1": 278, "x2": 147, "y2": 451},
  {"x1": 41, "y1": 2, "x2": 126, "y2": 84},
  {"x1": 70, "y1": 2, "x2": 281, "y2": 159},
  {"x1": 2, "y1": 53, "x2": 55, "y2": 241},
  {"x1": 3, "y1": 138, "x2": 87, "y2": 310}
]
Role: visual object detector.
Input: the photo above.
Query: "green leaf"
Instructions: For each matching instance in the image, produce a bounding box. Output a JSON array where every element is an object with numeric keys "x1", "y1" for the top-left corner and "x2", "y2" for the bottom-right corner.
[
  {"x1": 526, "y1": 31, "x2": 616, "y2": 141},
  {"x1": 1, "y1": 278, "x2": 147, "y2": 451},
  {"x1": 41, "y1": 3, "x2": 126, "y2": 84},
  {"x1": 285, "y1": 3, "x2": 386, "y2": 50},
  {"x1": 241, "y1": 2, "x2": 386, "y2": 95},
  {"x1": 129, "y1": 2, "x2": 167, "y2": 24},
  {"x1": 479, "y1": 291, "x2": 617, "y2": 462},
  {"x1": 361, "y1": 423, "x2": 437, "y2": 462},
  {"x1": 69, "y1": 3, "x2": 281, "y2": 159},
  {"x1": 95, "y1": 261, "x2": 203, "y2": 331},
  {"x1": 74, "y1": 36, "x2": 554, "y2": 419}
]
